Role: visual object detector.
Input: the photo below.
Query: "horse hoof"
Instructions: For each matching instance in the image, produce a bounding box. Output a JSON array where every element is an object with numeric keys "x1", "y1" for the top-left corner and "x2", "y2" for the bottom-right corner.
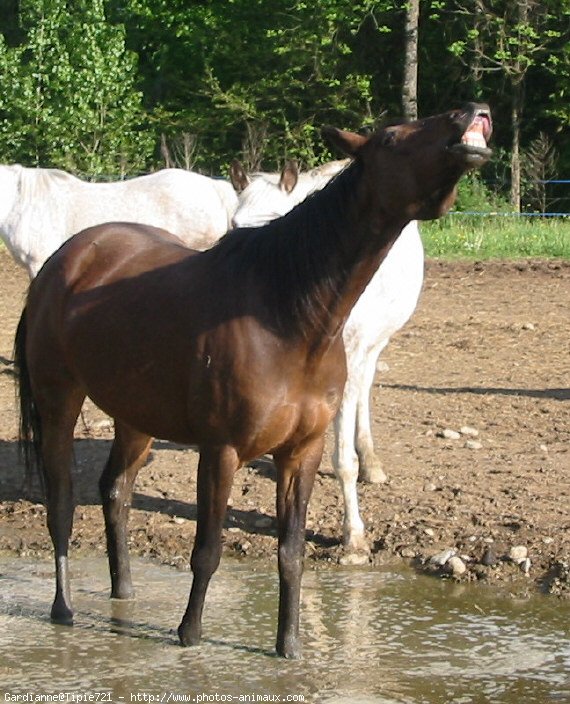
[
  {"x1": 50, "y1": 607, "x2": 74, "y2": 626},
  {"x1": 342, "y1": 534, "x2": 370, "y2": 556},
  {"x1": 358, "y1": 462, "x2": 387, "y2": 484},
  {"x1": 276, "y1": 645, "x2": 302, "y2": 660},
  {"x1": 339, "y1": 550, "x2": 369, "y2": 566},
  {"x1": 276, "y1": 637, "x2": 302, "y2": 659},
  {"x1": 178, "y1": 623, "x2": 201, "y2": 647}
]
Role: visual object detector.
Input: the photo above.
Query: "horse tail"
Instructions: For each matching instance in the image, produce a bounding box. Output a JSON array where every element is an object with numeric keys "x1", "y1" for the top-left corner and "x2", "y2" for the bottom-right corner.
[{"x1": 13, "y1": 308, "x2": 44, "y2": 490}]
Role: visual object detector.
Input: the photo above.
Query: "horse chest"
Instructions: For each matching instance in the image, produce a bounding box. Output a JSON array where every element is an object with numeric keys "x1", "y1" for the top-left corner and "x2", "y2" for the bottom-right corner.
[{"x1": 182, "y1": 339, "x2": 343, "y2": 458}]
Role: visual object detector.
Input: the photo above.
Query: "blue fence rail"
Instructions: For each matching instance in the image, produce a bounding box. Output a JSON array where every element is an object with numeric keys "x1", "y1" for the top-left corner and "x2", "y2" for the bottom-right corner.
[{"x1": 450, "y1": 211, "x2": 570, "y2": 217}]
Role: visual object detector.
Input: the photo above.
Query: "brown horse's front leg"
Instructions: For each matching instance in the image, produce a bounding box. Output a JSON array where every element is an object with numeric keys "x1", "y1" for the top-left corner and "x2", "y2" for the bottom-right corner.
[
  {"x1": 274, "y1": 437, "x2": 323, "y2": 659},
  {"x1": 99, "y1": 423, "x2": 153, "y2": 600},
  {"x1": 178, "y1": 445, "x2": 239, "y2": 647}
]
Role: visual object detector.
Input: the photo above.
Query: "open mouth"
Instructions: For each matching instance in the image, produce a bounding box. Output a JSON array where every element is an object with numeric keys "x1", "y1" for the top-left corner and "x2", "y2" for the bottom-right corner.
[{"x1": 448, "y1": 108, "x2": 493, "y2": 164}]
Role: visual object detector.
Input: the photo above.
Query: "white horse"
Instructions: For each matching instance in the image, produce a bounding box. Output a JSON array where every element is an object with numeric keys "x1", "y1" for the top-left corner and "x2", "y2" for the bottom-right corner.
[
  {"x1": 230, "y1": 160, "x2": 424, "y2": 553},
  {"x1": 0, "y1": 165, "x2": 238, "y2": 277}
]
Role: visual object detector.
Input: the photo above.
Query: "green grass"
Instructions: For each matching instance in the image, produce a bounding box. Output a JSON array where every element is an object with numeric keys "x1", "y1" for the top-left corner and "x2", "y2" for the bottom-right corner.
[{"x1": 422, "y1": 215, "x2": 570, "y2": 259}]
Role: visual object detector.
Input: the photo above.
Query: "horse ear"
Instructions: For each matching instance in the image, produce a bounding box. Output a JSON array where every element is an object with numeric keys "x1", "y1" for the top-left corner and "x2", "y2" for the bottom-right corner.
[
  {"x1": 279, "y1": 160, "x2": 298, "y2": 194},
  {"x1": 322, "y1": 126, "x2": 368, "y2": 157},
  {"x1": 229, "y1": 160, "x2": 250, "y2": 193}
]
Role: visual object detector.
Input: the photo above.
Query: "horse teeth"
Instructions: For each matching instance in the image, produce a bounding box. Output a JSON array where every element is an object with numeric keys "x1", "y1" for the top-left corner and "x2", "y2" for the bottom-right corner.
[{"x1": 461, "y1": 132, "x2": 487, "y2": 149}]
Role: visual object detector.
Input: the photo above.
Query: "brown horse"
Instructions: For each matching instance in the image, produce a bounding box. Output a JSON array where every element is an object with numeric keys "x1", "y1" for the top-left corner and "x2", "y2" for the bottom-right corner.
[{"x1": 14, "y1": 103, "x2": 492, "y2": 658}]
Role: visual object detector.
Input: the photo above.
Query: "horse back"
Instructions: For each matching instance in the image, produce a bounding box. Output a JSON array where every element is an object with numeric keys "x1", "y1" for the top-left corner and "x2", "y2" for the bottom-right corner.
[{"x1": 44, "y1": 222, "x2": 195, "y2": 285}]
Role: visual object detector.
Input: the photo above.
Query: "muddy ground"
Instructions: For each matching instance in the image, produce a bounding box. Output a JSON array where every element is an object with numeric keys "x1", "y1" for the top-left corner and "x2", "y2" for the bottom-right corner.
[{"x1": 0, "y1": 249, "x2": 568, "y2": 595}]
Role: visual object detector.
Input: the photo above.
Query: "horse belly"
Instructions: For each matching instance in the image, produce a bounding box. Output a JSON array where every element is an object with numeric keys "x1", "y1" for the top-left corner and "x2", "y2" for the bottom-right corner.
[{"x1": 85, "y1": 370, "x2": 195, "y2": 444}]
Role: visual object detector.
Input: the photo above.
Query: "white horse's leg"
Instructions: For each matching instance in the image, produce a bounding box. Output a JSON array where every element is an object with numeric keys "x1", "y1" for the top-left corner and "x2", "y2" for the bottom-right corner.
[
  {"x1": 332, "y1": 366, "x2": 368, "y2": 553},
  {"x1": 356, "y1": 339, "x2": 390, "y2": 484}
]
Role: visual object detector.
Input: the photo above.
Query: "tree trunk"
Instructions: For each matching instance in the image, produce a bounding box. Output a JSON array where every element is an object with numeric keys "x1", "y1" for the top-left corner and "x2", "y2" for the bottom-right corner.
[
  {"x1": 510, "y1": 86, "x2": 522, "y2": 213},
  {"x1": 509, "y1": 0, "x2": 531, "y2": 213},
  {"x1": 402, "y1": 0, "x2": 420, "y2": 121}
]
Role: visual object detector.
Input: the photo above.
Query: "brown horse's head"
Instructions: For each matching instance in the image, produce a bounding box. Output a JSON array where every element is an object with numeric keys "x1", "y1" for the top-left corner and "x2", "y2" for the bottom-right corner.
[{"x1": 323, "y1": 102, "x2": 492, "y2": 221}]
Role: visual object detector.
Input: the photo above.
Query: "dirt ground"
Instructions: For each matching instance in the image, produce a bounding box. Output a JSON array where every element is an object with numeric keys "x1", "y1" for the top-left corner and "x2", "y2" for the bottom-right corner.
[{"x1": 0, "y1": 248, "x2": 568, "y2": 596}]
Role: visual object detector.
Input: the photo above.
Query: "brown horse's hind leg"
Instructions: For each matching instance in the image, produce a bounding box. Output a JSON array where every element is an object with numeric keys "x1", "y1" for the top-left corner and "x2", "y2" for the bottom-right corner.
[
  {"x1": 38, "y1": 387, "x2": 85, "y2": 625},
  {"x1": 273, "y1": 438, "x2": 323, "y2": 659},
  {"x1": 178, "y1": 445, "x2": 239, "y2": 647},
  {"x1": 99, "y1": 422, "x2": 153, "y2": 600}
]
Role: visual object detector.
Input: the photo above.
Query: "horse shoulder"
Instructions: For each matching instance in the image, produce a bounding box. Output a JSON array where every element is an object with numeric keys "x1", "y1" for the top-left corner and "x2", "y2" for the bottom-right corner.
[{"x1": 295, "y1": 348, "x2": 347, "y2": 439}]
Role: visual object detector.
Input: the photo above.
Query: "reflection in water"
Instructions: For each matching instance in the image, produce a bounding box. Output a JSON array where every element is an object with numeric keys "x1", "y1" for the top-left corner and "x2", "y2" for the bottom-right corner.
[{"x1": 0, "y1": 557, "x2": 569, "y2": 703}]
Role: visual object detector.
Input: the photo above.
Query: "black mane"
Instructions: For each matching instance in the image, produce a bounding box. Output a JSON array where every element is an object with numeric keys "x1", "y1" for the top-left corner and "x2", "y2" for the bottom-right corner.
[{"x1": 206, "y1": 162, "x2": 361, "y2": 336}]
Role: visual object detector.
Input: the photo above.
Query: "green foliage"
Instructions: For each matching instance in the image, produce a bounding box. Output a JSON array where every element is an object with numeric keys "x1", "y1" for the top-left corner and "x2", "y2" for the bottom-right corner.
[
  {"x1": 0, "y1": 0, "x2": 569, "y2": 185},
  {"x1": 453, "y1": 173, "x2": 510, "y2": 214},
  {"x1": 113, "y1": 0, "x2": 401, "y2": 171},
  {"x1": 0, "y1": 0, "x2": 153, "y2": 176}
]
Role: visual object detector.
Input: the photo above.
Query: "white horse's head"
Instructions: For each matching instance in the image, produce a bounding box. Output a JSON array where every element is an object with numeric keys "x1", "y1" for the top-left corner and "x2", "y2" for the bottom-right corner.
[
  {"x1": 230, "y1": 160, "x2": 302, "y2": 228},
  {"x1": 230, "y1": 159, "x2": 349, "y2": 229}
]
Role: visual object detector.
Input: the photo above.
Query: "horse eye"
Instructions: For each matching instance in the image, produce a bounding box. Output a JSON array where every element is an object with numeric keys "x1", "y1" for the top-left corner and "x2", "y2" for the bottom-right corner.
[{"x1": 381, "y1": 131, "x2": 396, "y2": 147}]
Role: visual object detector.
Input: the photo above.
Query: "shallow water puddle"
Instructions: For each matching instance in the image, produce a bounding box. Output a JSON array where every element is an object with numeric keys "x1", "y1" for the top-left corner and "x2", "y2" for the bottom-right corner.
[{"x1": 0, "y1": 557, "x2": 569, "y2": 703}]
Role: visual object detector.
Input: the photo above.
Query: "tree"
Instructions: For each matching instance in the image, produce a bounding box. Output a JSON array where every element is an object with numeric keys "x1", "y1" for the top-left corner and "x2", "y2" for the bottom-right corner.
[
  {"x1": 521, "y1": 132, "x2": 557, "y2": 212},
  {"x1": 3, "y1": 0, "x2": 568, "y2": 183},
  {"x1": 0, "y1": 0, "x2": 153, "y2": 176},
  {"x1": 114, "y1": 0, "x2": 400, "y2": 171},
  {"x1": 449, "y1": 0, "x2": 568, "y2": 211}
]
